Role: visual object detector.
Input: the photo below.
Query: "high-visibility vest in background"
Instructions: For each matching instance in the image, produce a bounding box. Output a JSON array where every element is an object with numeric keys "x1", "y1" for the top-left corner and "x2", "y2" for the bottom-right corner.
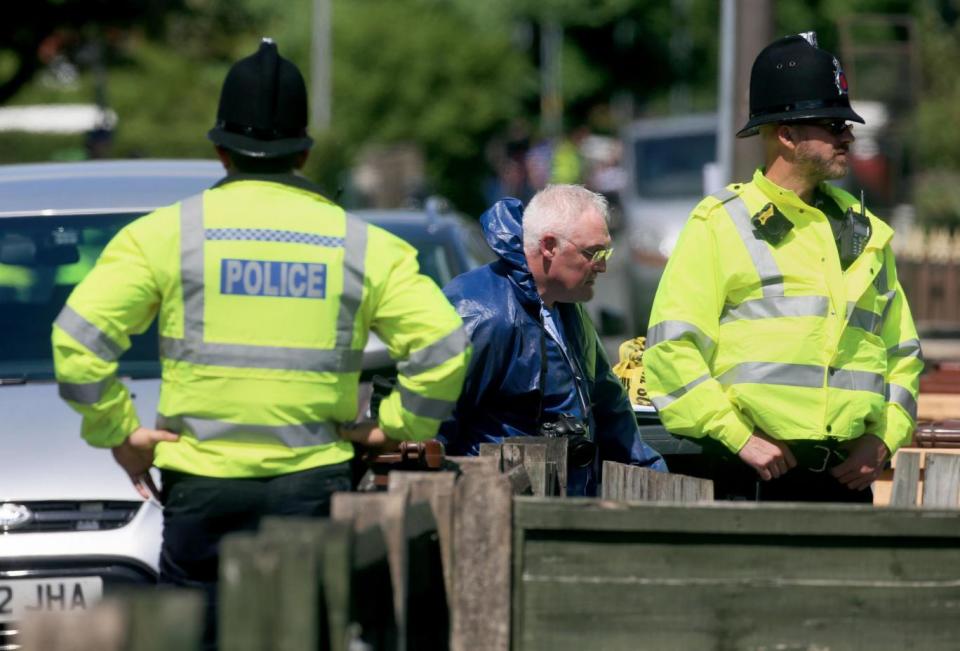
[
  {"x1": 52, "y1": 177, "x2": 470, "y2": 478},
  {"x1": 644, "y1": 169, "x2": 922, "y2": 455}
]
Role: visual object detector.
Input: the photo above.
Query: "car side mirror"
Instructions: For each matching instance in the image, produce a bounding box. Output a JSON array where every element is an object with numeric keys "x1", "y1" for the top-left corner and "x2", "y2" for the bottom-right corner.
[{"x1": 0, "y1": 232, "x2": 80, "y2": 267}]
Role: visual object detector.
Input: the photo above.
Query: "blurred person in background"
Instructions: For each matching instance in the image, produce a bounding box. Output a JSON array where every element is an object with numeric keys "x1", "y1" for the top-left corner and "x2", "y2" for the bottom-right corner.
[
  {"x1": 439, "y1": 184, "x2": 665, "y2": 495},
  {"x1": 53, "y1": 38, "x2": 468, "y2": 649},
  {"x1": 643, "y1": 33, "x2": 922, "y2": 502}
]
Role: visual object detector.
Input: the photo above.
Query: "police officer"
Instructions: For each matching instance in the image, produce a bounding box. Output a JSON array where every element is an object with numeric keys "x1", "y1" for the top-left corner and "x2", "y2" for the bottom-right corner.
[
  {"x1": 644, "y1": 33, "x2": 922, "y2": 502},
  {"x1": 52, "y1": 39, "x2": 469, "y2": 647}
]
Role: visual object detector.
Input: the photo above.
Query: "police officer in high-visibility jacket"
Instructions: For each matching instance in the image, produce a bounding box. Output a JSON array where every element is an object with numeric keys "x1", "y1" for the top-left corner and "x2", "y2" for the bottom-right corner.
[
  {"x1": 52, "y1": 39, "x2": 469, "y2": 647},
  {"x1": 644, "y1": 33, "x2": 922, "y2": 502}
]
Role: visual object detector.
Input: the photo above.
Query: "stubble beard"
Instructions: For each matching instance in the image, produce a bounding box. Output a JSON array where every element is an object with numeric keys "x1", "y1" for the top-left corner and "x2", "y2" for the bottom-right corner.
[{"x1": 795, "y1": 141, "x2": 848, "y2": 184}]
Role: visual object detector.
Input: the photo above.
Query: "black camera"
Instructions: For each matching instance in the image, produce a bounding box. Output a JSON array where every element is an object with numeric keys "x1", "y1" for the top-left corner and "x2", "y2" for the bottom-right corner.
[{"x1": 539, "y1": 413, "x2": 596, "y2": 469}]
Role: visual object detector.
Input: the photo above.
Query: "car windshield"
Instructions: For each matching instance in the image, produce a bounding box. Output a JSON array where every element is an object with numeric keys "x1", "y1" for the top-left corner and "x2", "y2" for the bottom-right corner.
[
  {"x1": 633, "y1": 132, "x2": 716, "y2": 199},
  {"x1": 0, "y1": 212, "x2": 459, "y2": 381}
]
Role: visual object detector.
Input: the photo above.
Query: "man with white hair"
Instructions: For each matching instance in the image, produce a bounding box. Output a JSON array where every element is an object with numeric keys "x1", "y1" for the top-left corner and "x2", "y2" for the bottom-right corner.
[{"x1": 438, "y1": 185, "x2": 665, "y2": 495}]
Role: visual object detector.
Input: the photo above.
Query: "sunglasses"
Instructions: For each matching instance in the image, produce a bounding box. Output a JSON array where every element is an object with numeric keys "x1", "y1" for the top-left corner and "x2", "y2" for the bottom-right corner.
[
  {"x1": 793, "y1": 119, "x2": 852, "y2": 136},
  {"x1": 554, "y1": 234, "x2": 614, "y2": 263}
]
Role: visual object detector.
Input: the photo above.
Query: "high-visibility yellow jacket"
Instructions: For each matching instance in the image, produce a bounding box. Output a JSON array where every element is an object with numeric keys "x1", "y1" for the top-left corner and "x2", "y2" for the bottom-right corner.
[
  {"x1": 52, "y1": 176, "x2": 470, "y2": 478},
  {"x1": 644, "y1": 169, "x2": 922, "y2": 455}
]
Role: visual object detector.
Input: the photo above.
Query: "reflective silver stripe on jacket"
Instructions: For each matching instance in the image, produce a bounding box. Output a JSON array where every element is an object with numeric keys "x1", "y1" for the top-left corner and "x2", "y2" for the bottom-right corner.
[
  {"x1": 156, "y1": 414, "x2": 339, "y2": 448},
  {"x1": 717, "y1": 362, "x2": 824, "y2": 389},
  {"x1": 888, "y1": 339, "x2": 922, "y2": 360},
  {"x1": 159, "y1": 337, "x2": 363, "y2": 372},
  {"x1": 886, "y1": 383, "x2": 918, "y2": 421},
  {"x1": 713, "y1": 190, "x2": 785, "y2": 297},
  {"x1": 646, "y1": 320, "x2": 716, "y2": 359},
  {"x1": 651, "y1": 373, "x2": 710, "y2": 411},
  {"x1": 397, "y1": 325, "x2": 469, "y2": 377},
  {"x1": 720, "y1": 295, "x2": 829, "y2": 325},
  {"x1": 54, "y1": 305, "x2": 124, "y2": 362},
  {"x1": 58, "y1": 378, "x2": 112, "y2": 404},
  {"x1": 716, "y1": 362, "x2": 884, "y2": 395},
  {"x1": 397, "y1": 384, "x2": 456, "y2": 421},
  {"x1": 162, "y1": 193, "x2": 367, "y2": 372},
  {"x1": 336, "y1": 216, "x2": 368, "y2": 349},
  {"x1": 828, "y1": 368, "x2": 885, "y2": 394}
]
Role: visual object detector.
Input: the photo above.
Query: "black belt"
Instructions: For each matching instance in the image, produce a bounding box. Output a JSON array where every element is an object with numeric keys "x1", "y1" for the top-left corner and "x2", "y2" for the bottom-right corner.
[{"x1": 785, "y1": 440, "x2": 849, "y2": 473}]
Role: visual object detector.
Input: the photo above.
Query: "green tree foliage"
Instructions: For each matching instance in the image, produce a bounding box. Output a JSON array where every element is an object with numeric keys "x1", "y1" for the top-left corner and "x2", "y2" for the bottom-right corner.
[
  {"x1": 913, "y1": 2, "x2": 960, "y2": 227},
  {"x1": 328, "y1": 0, "x2": 531, "y2": 209}
]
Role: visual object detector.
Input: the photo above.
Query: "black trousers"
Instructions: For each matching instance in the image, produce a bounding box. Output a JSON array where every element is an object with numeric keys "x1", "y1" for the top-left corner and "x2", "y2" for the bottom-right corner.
[
  {"x1": 677, "y1": 438, "x2": 874, "y2": 503},
  {"x1": 159, "y1": 463, "x2": 353, "y2": 650}
]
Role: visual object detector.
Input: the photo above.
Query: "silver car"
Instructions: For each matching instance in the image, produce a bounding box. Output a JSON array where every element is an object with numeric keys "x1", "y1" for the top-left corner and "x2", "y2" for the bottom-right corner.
[
  {"x1": 0, "y1": 160, "x2": 489, "y2": 648},
  {"x1": 620, "y1": 114, "x2": 718, "y2": 332}
]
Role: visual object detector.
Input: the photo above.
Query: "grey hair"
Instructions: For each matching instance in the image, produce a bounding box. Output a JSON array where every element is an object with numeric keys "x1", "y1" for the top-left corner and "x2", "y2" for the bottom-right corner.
[{"x1": 522, "y1": 184, "x2": 609, "y2": 254}]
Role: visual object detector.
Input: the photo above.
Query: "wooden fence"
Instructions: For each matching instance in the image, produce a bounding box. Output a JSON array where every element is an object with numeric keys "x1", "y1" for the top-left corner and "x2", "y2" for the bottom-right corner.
[
  {"x1": 893, "y1": 227, "x2": 960, "y2": 330},
  {"x1": 20, "y1": 440, "x2": 960, "y2": 651}
]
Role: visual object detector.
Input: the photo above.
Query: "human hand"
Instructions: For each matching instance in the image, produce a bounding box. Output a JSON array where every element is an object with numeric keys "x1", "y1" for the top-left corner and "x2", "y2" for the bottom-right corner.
[
  {"x1": 338, "y1": 422, "x2": 401, "y2": 452},
  {"x1": 111, "y1": 427, "x2": 180, "y2": 500},
  {"x1": 830, "y1": 434, "x2": 889, "y2": 491},
  {"x1": 737, "y1": 431, "x2": 797, "y2": 481}
]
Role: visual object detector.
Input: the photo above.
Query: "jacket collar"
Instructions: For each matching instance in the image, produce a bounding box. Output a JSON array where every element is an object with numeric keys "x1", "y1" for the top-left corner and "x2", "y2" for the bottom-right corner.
[
  {"x1": 480, "y1": 198, "x2": 543, "y2": 309},
  {"x1": 753, "y1": 168, "x2": 893, "y2": 250},
  {"x1": 212, "y1": 172, "x2": 336, "y2": 204}
]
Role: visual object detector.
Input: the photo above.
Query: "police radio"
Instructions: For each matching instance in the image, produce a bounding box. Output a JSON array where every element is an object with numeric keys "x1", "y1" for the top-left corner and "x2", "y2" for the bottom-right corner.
[{"x1": 838, "y1": 190, "x2": 871, "y2": 267}]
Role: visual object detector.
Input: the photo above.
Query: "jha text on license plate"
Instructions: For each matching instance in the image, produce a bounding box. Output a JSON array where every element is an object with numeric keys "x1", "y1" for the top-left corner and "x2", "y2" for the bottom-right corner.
[{"x1": 0, "y1": 577, "x2": 103, "y2": 623}]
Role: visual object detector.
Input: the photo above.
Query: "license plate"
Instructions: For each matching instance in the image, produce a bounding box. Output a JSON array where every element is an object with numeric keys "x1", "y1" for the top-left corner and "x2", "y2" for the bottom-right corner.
[{"x1": 0, "y1": 577, "x2": 103, "y2": 623}]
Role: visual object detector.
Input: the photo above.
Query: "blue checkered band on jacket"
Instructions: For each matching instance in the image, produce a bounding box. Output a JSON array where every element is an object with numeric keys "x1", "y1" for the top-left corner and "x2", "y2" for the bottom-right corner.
[{"x1": 205, "y1": 229, "x2": 345, "y2": 248}]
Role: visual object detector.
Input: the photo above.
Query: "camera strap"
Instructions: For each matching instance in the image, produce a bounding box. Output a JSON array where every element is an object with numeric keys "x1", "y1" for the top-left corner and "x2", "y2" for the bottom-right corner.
[{"x1": 536, "y1": 324, "x2": 547, "y2": 426}]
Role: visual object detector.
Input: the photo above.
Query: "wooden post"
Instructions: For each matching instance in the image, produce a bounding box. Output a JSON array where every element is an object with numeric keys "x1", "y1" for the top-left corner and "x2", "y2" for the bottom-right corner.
[
  {"x1": 450, "y1": 464, "x2": 512, "y2": 651},
  {"x1": 19, "y1": 590, "x2": 204, "y2": 651},
  {"x1": 256, "y1": 518, "x2": 356, "y2": 651},
  {"x1": 219, "y1": 532, "x2": 280, "y2": 651},
  {"x1": 388, "y1": 471, "x2": 457, "y2": 603},
  {"x1": 332, "y1": 492, "x2": 410, "y2": 651},
  {"x1": 508, "y1": 437, "x2": 567, "y2": 496},
  {"x1": 923, "y1": 453, "x2": 960, "y2": 508},
  {"x1": 601, "y1": 461, "x2": 713, "y2": 502},
  {"x1": 889, "y1": 450, "x2": 922, "y2": 507}
]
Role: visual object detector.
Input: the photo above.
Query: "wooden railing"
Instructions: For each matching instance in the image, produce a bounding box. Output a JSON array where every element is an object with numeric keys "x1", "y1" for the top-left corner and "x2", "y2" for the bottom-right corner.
[
  {"x1": 893, "y1": 227, "x2": 960, "y2": 329},
  {"x1": 20, "y1": 439, "x2": 960, "y2": 651}
]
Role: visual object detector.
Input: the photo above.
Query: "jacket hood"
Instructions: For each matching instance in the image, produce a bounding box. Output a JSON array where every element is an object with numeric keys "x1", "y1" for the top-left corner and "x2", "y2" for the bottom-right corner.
[{"x1": 480, "y1": 197, "x2": 541, "y2": 307}]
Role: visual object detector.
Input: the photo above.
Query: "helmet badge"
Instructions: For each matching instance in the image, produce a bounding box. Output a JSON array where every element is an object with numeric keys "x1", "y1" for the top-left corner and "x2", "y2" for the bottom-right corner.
[{"x1": 833, "y1": 57, "x2": 849, "y2": 96}]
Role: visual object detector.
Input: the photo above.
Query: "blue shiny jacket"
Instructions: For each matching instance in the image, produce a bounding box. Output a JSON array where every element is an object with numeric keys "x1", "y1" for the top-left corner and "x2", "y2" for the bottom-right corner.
[{"x1": 437, "y1": 198, "x2": 666, "y2": 494}]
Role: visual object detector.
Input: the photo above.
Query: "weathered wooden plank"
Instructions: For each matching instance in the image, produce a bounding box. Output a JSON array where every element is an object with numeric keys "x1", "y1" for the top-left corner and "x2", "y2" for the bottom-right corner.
[
  {"x1": 258, "y1": 518, "x2": 355, "y2": 651},
  {"x1": 600, "y1": 463, "x2": 713, "y2": 503},
  {"x1": 517, "y1": 581, "x2": 960, "y2": 651},
  {"x1": 502, "y1": 442, "x2": 548, "y2": 496},
  {"x1": 508, "y1": 436, "x2": 567, "y2": 496},
  {"x1": 451, "y1": 463, "x2": 512, "y2": 651},
  {"x1": 512, "y1": 497, "x2": 960, "y2": 537},
  {"x1": 890, "y1": 450, "x2": 922, "y2": 507},
  {"x1": 478, "y1": 444, "x2": 502, "y2": 466},
  {"x1": 447, "y1": 455, "x2": 500, "y2": 476},
  {"x1": 923, "y1": 453, "x2": 960, "y2": 508},
  {"x1": 19, "y1": 601, "x2": 127, "y2": 651},
  {"x1": 600, "y1": 460, "x2": 622, "y2": 500},
  {"x1": 332, "y1": 491, "x2": 410, "y2": 651},
  {"x1": 513, "y1": 500, "x2": 960, "y2": 651},
  {"x1": 388, "y1": 471, "x2": 457, "y2": 603},
  {"x1": 219, "y1": 532, "x2": 278, "y2": 651},
  {"x1": 19, "y1": 590, "x2": 204, "y2": 651}
]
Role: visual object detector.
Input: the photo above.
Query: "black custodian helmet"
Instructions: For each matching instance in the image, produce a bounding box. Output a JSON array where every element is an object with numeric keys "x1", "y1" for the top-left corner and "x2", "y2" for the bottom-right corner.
[
  {"x1": 737, "y1": 32, "x2": 864, "y2": 138},
  {"x1": 208, "y1": 38, "x2": 314, "y2": 157}
]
